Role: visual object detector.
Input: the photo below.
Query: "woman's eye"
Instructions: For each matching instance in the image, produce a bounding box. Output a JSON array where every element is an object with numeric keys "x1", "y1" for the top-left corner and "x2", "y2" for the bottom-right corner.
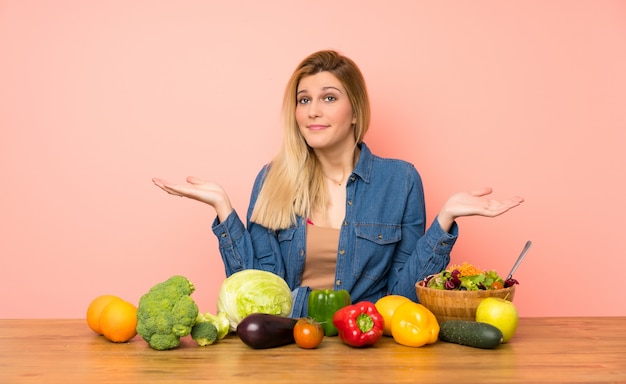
[
  {"x1": 298, "y1": 97, "x2": 310, "y2": 104},
  {"x1": 323, "y1": 95, "x2": 336, "y2": 102}
]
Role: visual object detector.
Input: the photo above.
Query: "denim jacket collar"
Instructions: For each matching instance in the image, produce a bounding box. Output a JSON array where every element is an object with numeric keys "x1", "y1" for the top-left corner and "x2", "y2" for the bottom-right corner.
[{"x1": 353, "y1": 142, "x2": 373, "y2": 184}]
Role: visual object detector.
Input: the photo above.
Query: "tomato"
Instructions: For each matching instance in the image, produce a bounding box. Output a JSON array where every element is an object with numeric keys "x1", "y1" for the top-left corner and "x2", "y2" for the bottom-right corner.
[
  {"x1": 293, "y1": 318, "x2": 324, "y2": 349},
  {"x1": 489, "y1": 281, "x2": 504, "y2": 290}
]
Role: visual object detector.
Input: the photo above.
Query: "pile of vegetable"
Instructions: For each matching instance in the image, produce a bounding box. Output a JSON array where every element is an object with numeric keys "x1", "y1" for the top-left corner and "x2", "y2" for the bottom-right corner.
[
  {"x1": 134, "y1": 265, "x2": 519, "y2": 351},
  {"x1": 236, "y1": 299, "x2": 387, "y2": 350},
  {"x1": 234, "y1": 283, "x2": 348, "y2": 350},
  {"x1": 424, "y1": 262, "x2": 519, "y2": 291},
  {"x1": 135, "y1": 270, "x2": 293, "y2": 350}
]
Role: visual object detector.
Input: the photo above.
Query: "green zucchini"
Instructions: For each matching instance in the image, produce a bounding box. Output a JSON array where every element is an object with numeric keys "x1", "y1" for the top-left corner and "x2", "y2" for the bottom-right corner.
[{"x1": 439, "y1": 320, "x2": 503, "y2": 349}]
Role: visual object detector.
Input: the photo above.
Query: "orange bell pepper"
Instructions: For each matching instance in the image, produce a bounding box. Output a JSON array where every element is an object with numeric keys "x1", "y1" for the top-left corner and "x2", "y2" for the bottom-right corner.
[{"x1": 390, "y1": 301, "x2": 439, "y2": 347}]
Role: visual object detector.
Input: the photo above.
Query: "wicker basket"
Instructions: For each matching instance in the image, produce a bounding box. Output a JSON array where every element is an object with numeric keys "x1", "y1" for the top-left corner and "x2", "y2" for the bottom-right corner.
[{"x1": 415, "y1": 281, "x2": 516, "y2": 323}]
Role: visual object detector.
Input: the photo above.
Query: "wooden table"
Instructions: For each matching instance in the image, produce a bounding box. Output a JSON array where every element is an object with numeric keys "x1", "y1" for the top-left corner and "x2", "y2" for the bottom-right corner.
[{"x1": 1, "y1": 318, "x2": 624, "y2": 383}]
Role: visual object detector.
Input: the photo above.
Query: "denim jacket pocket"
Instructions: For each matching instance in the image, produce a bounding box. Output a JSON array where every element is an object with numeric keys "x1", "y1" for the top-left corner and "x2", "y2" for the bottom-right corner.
[
  {"x1": 354, "y1": 223, "x2": 401, "y2": 280},
  {"x1": 355, "y1": 223, "x2": 401, "y2": 244}
]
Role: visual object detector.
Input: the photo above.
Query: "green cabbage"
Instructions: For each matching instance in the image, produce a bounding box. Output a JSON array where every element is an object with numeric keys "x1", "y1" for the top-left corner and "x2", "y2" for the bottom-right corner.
[{"x1": 217, "y1": 269, "x2": 293, "y2": 331}]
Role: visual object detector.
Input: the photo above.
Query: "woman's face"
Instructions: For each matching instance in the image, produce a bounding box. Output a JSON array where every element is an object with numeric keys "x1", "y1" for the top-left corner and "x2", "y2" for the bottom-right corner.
[{"x1": 295, "y1": 71, "x2": 356, "y2": 151}]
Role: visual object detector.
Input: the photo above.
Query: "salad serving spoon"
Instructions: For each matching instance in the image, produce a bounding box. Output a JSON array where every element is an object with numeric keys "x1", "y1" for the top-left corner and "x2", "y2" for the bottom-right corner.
[{"x1": 506, "y1": 240, "x2": 532, "y2": 281}]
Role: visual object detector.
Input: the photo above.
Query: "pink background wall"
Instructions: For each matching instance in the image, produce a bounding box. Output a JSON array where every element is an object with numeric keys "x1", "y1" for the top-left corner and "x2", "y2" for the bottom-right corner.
[{"x1": 1, "y1": 1, "x2": 625, "y2": 319}]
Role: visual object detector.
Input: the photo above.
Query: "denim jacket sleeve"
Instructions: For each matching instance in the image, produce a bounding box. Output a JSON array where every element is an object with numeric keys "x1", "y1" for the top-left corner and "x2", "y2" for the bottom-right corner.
[
  {"x1": 388, "y1": 165, "x2": 458, "y2": 299},
  {"x1": 387, "y1": 215, "x2": 458, "y2": 300}
]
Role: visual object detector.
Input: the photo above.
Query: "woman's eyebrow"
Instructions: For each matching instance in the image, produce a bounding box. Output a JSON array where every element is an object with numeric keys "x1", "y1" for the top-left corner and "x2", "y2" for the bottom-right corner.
[
  {"x1": 296, "y1": 86, "x2": 344, "y2": 95},
  {"x1": 322, "y1": 86, "x2": 343, "y2": 93}
]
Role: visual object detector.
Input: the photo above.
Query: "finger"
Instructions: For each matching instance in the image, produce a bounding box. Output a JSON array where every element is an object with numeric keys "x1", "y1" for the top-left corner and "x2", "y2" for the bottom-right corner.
[
  {"x1": 186, "y1": 176, "x2": 206, "y2": 185},
  {"x1": 153, "y1": 177, "x2": 184, "y2": 189},
  {"x1": 484, "y1": 197, "x2": 524, "y2": 216},
  {"x1": 152, "y1": 178, "x2": 180, "y2": 194},
  {"x1": 161, "y1": 185, "x2": 186, "y2": 197},
  {"x1": 153, "y1": 179, "x2": 189, "y2": 197},
  {"x1": 511, "y1": 196, "x2": 525, "y2": 204},
  {"x1": 498, "y1": 196, "x2": 524, "y2": 209}
]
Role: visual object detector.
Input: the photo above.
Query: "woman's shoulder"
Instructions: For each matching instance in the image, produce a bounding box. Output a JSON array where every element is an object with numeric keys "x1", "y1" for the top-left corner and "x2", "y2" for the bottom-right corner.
[
  {"x1": 360, "y1": 143, "x2": 418, "y2": 172},
  {"x1": 356, "y1": 143, "x2": 422, "y2": 186}
]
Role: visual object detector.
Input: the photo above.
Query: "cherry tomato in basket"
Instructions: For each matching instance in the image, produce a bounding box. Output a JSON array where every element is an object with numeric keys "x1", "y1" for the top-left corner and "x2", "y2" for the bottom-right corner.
[
  {"x1": 489, "y1": 281, "x2": 504, "y2": 290},
  {"x1": 293, "y1": 318, "x2": 324, "y2": 349}
]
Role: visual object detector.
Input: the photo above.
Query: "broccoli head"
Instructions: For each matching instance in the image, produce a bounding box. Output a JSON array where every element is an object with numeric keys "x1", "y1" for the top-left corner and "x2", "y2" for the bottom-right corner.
[
  {"x1": 197, "y1": 311, "x2": 231, "y2": 340},
  {"x1": 136, "y1": 275, "x2": 199, "y2": 350},
  {"x1": 191, "y1": 320, "x2": 218, "y2": 346}
]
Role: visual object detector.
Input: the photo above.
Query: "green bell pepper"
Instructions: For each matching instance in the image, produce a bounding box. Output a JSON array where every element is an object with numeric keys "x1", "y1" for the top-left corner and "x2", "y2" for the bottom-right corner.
[{"x1": 307, "y1": 289, "x2": 351, "y2": 336}]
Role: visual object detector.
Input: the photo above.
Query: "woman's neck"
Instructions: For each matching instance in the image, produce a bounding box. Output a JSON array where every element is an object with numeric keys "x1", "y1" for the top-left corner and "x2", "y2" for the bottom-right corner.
[{"x1": 316, "y1": 145, "x2": 360, "y2": 186}]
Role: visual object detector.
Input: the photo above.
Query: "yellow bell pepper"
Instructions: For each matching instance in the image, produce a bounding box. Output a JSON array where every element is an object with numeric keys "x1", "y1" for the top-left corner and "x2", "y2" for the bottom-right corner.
[{"x1": 390, "y1": 301, "x2": 439, "y2": 347}]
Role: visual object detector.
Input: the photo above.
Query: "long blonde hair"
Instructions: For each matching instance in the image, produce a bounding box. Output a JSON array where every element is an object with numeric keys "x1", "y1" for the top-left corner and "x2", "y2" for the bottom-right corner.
[{"x1": 250, "y1": 50, "x2": 371, "y2": 230}]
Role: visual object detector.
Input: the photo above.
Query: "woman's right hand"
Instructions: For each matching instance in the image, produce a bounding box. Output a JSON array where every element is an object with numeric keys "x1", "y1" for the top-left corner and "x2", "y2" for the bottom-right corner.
[{"x1": 152, "y1": 176, "x2": 233, "y2": 222}]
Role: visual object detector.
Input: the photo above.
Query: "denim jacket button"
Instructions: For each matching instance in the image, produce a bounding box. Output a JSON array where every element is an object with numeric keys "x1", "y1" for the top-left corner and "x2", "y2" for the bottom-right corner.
[
  {"x1": 336, "y1": 280, "x2": 342, "y2": 286},
  {"x1": 339, "y1": 249, "x2": 346, "y2": 255}
]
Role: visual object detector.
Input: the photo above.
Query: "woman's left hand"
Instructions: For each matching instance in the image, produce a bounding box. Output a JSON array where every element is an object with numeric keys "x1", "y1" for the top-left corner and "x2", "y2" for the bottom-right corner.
[{"x1": 437, "y1": 187, "x2": 524, "y2": 232}]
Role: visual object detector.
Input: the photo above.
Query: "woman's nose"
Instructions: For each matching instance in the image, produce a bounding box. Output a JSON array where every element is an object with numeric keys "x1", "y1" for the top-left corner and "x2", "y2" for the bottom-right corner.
[{"x1": 308, "y1": 100, "x2": 321, "y2": 118}]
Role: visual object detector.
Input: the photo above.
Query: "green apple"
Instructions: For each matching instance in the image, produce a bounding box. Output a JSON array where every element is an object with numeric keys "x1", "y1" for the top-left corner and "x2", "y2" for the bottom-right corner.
[{"x1": 475, "y1": 297, "x2": 519, "y2": 342}]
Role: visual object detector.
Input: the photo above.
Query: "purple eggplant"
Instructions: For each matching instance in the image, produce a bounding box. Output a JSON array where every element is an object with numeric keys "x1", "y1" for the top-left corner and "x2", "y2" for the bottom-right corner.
[{"x1": 236, "y1": 313, "x2": 298, "y2": 349}]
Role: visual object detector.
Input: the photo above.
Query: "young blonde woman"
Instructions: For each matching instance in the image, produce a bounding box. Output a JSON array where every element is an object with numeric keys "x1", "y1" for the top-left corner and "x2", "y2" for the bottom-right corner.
[{"x1": 153, "y1": 50, "x2": 524, "y2": 317}]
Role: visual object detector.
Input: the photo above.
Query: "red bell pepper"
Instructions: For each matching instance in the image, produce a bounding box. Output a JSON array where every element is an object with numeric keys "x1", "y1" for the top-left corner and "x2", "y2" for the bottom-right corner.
[{"x1": 332, "y1": 301, "x2": 384, "y2": 348}]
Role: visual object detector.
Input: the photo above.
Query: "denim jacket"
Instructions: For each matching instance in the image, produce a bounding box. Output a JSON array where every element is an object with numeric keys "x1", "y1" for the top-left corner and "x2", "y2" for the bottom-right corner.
[{"x1": 212, "y1": 142, "x2": 458, "y2": 317}]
